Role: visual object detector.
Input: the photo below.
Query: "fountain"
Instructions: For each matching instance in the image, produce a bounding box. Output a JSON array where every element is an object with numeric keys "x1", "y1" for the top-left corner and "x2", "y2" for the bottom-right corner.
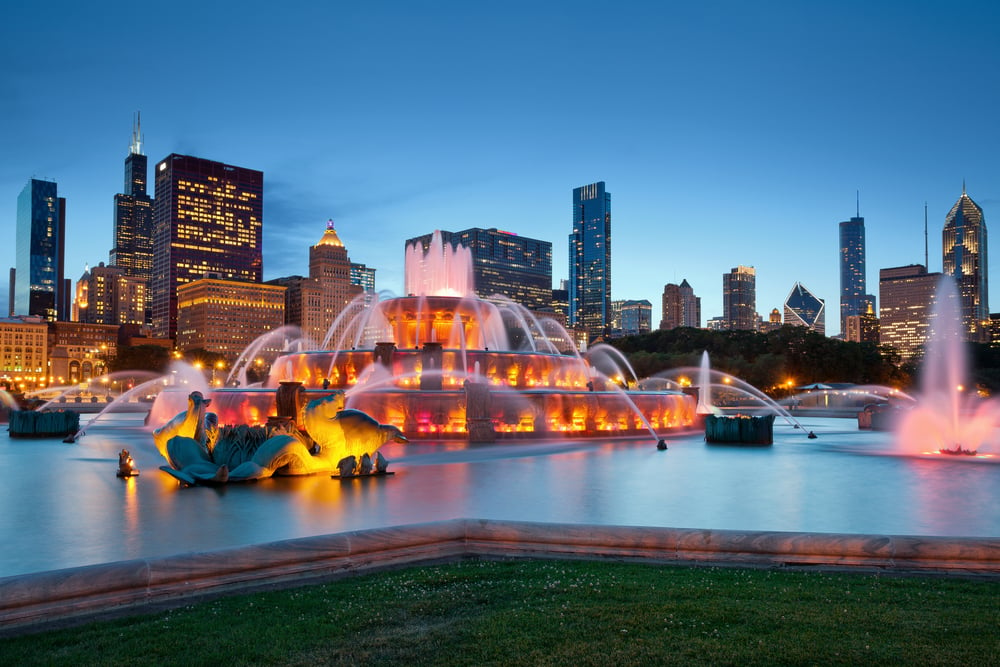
[
  {"x1": 894, "y1": 276, "x2": 999, "y2": 458},
  {"x1": 149, "y1": 231, "x2": 696, "y2": 440}
]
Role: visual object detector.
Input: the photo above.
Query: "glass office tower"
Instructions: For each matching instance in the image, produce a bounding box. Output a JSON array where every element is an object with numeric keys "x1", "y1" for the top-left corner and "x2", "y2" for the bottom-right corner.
[
  {"x1": 14, "y1": 179, "x2": 65, "y2": 320},
  {"x1": 569, "y1": 182, "x2": 611, "y2": 342}
]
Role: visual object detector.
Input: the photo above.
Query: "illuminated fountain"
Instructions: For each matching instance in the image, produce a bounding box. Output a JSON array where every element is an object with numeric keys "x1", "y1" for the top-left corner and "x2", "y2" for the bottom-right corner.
[
  {"x1": 894, "y1": 276, "x2": 998, "y2": 458},
  {"x1": 149, "y1": 231, "x2": 696, "y2": 440}
]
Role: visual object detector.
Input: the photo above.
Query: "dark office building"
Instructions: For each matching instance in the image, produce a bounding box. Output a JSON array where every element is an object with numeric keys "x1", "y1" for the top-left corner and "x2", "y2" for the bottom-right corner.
[
  {"x1": 110, "y1": 114, "x2": 155, "y2": 323},
  {"x1": 407, "y1": 228, "x2": 552, "y2": 310},
  {"x1": 723, "y1": 265, "x2": 756, "y2": 331},
  {"x1": 14, "y1": 179, "x2": 66, "y2": 320},
  {"x1": 943, "y1": 185, "x2": 989, "y2": 342},
  {"x1": 151, "y1": 154, "x2": 263, "y2": 338},
  {"x1": 569, "y1": 181, "x2": 611, "y2": 341}
]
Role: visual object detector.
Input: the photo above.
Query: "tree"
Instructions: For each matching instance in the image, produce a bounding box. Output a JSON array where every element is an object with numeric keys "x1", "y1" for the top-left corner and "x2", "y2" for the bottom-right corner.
[{"x1": 109, "y1": 345, "x2": 172, "y2": 374}]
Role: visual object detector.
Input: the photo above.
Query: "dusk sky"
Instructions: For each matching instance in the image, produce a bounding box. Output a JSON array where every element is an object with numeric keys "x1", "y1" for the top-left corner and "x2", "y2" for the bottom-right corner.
[{"x1": 3, "y1": 1, "x2": 999, "y2": 336}]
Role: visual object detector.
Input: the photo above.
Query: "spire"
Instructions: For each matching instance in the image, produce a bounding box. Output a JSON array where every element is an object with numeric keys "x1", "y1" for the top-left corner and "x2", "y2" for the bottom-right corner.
[
  {"x1": 924, "y1": 202, "x2": 928, "y2": 270},
  {"x1": 129, "y1": 111, "x2": 143, "y2": 156},
  {"x1": 962, "y1": 179, "x2": 966, "y2": 196},
  {"x1": 856, "y1": 189, "x2": 860, "y2": 218}
]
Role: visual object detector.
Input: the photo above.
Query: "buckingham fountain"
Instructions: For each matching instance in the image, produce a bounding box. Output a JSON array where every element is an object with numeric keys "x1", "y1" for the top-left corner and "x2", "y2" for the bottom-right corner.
[{"x1": 148, "y1": 231, "x2": 696, "y2": 445}]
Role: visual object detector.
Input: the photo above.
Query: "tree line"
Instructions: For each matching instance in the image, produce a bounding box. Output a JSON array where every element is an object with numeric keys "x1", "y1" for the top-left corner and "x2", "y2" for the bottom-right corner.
[{"x1": 606, "y1": 325, "x2": 1000, "y2": 396}]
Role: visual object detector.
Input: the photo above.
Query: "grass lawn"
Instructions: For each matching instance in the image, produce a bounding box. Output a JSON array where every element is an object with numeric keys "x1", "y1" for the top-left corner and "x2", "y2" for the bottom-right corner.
[{"x1": 2, "y1": 559, "x2": 997, "y2": 665}]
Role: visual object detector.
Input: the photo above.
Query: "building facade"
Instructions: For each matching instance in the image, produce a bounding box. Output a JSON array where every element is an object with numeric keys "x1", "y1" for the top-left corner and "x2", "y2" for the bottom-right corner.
[
  {"x1": 618, "y1": 299, "x2": 652, "y2": 336},
  {"x1": 151, "y1": 154, "x2": 263, "y2": 339},
  {"x1": 879, "y1": 264, "x2": 941, "y2": 360},
  {"x1": 407, "y1": 228, "x2": 552, "y2": 311},
  {"x1": 839, "y1": 212, "x2": 874, "y2": 333},
  {"x1": 306, "y1": 221, "x2": 363, "y2": 347},
  {"x1": 14, "y1": 179, "x2": 67, "y2": 321},
  {"x1": 0, "y1": 316, "x2": 48, "y2": 391},
  {"x1": 942, "y1": 186, "x2": 989, "y2": 342},
  {"x1": 110, "y1": 115, "x2": 155, "y2": 323},
  {"x1": 48, "y1": 321, "x2": 119, "y2": 386},
  {"x1": 350, "y1": 262, "x2": 376, "y2": 292},
  {"x1": 569, "y1": 182, "x2": 611, "y2": 341},
  {"x1": 784, "y1": 282, "x2": 826, "y2": 335},
  {"x1": 660, "y1": 279, "x2": 701, "y2": 330},
  {"x1": 74, "y1": 263, "x2": 146, "y2": 326},
  {"x1": 175, "y1": 278, "x2": 285, "y2": 364},
  {"x1": 723, "y1": 265, "x2": 756, "y2": 331}
]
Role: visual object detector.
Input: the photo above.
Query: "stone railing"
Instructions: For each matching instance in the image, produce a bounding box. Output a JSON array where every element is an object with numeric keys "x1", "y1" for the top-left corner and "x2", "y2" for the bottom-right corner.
[{"x1": 1, "y1": 519, "x2": 997, "y2": 633}]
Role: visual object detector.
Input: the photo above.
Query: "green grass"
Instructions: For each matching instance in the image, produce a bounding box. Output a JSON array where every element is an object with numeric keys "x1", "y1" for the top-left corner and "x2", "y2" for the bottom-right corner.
[{"x1": 2, "y1": 559, "x2": 998, "y2": 666}]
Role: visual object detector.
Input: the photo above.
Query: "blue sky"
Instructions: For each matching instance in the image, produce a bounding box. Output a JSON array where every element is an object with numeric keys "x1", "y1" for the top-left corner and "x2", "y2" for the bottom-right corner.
[{"x1": 3, "y1": 1, "x2": 999, "y2": 336}]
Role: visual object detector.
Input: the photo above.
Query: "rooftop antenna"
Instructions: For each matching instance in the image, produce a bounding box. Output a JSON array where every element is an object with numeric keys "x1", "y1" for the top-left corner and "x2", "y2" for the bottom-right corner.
[
  {"x1": 924, "y1": 201, "x2": 928, "y2": 270},
  {"x1": 129, "y1": 111, "x2": 143, "y2": 156},
  {"x1": 856, "y1": 189, "x2": 860, "y2": 218}
]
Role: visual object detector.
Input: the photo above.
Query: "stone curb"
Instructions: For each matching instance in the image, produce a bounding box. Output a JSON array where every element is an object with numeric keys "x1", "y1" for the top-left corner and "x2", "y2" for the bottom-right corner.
[{"x1": 1, "y1": 519, "x2": 997, "y2": 631}]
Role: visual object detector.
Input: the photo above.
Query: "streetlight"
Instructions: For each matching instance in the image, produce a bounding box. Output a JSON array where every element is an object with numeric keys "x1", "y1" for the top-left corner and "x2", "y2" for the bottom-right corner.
[{"x1": 213, "y1": 360, "x2": 225, "y2": 386}]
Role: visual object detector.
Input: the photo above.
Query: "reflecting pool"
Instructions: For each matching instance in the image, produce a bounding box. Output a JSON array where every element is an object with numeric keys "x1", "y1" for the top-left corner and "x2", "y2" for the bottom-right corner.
[{"x1": 0, "y1": 415, "x2": 997, "y2": 577}]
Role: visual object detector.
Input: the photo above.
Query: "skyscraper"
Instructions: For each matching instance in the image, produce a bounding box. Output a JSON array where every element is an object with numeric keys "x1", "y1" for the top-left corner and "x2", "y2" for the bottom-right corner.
[
  {"x1": 569, "y1": 182, "x2": 611, "y2": 342},
  {"x1": 111, "y1": 114, "x2": 155, "y2": 324},
  {"x1": 784, "y1": 282, "x2": 826, "y2": 335},
  {"x1": 151, "y1": 154, "x2": 263, "y2": 338},
  {"x1": 14, "y1": 179, "x2": 66, "y2": 320},
  {"x1": 660, "y1": 279, "x2": 701, "y2": 330},
  {"x1": 879, "y1": 264, "x2": 941, "y2": 360},
  {"x1": 839, "y1": 206, "x2": 874, "y2": 331},
  {"x1": 722, "y1": 266, "x2": 756, "y2": 331},
  {"x1": 309, "y1": 221, "x2": 363, "y2": 346},
  {"x1": 942, "y1": 185, "x2": 989, "y2": 342},
  {"x1": 407, "y1": 228, "x2": 553, "y2": 310}
]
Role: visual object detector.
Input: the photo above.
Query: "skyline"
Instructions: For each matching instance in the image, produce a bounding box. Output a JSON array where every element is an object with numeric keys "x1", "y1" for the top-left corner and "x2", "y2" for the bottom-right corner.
[{"x1": 3, "y1": 2, "x2": 1000, "y2": 337}]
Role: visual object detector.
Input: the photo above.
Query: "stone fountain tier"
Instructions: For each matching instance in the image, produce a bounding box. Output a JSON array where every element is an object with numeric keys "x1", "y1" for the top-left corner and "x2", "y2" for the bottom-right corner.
[
  {"x1": 269, "y1": 346, "x2": 602, "y2": 392},
  {"x1": 150, "y1": 385, "x2": 696, "y2": 441}
]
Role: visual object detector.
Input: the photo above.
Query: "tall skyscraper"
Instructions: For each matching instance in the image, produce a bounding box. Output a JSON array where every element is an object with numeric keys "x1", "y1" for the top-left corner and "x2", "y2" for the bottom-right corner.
[
  {"x1": 269, "y1": 221, "x2": 364, "y2": 348},
  {"x1": 722, "y1": 265, "x2": 756, "y2": 331},
  {"x1": 660, "y1": 279, "x2": 701, "y2": 330},
  {"x1": 839, "y1": 205, "x2": 874, "y2": 331},
  {"x1": 784, "y1": 282, "x2": 826, "y2": 335},
  {"x1": 14, "y1": 179, "x2": 66, "y2": 320},
  {"x1": 942, "y1": 184, "x2": 989, "y2": 342},
  {"x1": 110, "y1": 114, "x2": 155, "y2": 324},
  {"x1": 407, "y1": 228, "x2": 553, "y2": 310},
  {"x1": 309, "y1": 221, "x2": 363, "y2": 346},
  {"x1": 569, "y1": 182, "x2": 611, "y2": 341},
  {"x1": 151, "y1": 154, "x2": 263, "y2": 338},
  {"x1": 879, "y1": 264, "x2": 941, "y2": 360}
]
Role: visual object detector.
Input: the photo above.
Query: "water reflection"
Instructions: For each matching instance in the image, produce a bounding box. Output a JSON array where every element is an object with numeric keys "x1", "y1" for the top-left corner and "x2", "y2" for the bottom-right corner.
[{"x1": 0, "y1": 417, "x2": 997, "y2": 577}]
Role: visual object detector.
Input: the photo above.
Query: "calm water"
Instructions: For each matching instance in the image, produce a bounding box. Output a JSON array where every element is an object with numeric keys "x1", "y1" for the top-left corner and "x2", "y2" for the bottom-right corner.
[{"x1": 0, "y1": 415, "x2": 997, "y2": 578}]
